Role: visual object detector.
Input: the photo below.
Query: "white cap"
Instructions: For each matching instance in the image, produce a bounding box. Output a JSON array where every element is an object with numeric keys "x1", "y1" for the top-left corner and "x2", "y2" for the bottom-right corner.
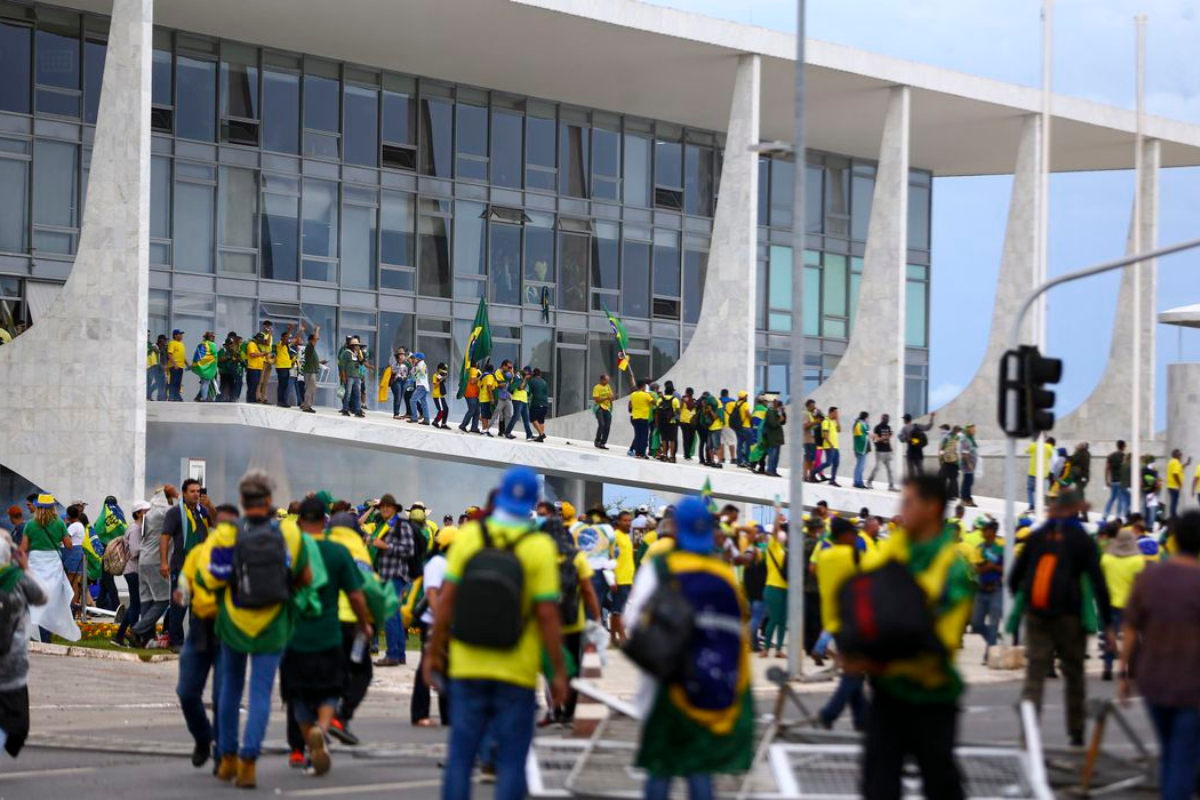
[{"x1": 132, "y1": 500, "x2": 152, "y2": 514}]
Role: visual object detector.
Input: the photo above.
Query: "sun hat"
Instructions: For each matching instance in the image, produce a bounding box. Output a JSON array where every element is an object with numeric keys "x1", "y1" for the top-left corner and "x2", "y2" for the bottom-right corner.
[{"x1": 1109, "y1": 528, "x2": 1141, "y2": 557}]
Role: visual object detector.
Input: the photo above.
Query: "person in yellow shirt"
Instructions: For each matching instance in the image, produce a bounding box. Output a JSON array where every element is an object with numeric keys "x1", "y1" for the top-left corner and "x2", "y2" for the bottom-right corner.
[
  {"x1": 244, "y1": 333, "x2": 267, "y2": 406},
  {"x1": 1166, "y1": 449, "x2": 1190, "y2": 519},
  {"x1": 815, "y1": 517, "x2": 867, "y2": 729},
  {"x1": 430, "y1": 362, "x2": 450, "y2": 428},
  {"x1": 1100, "y1": 528, "x2": 1146, "y2": 680},
  {"x1": 166, "y1": 329, "x2": 189, "y2": 401},
  {"x1": 477, "y1": 361, "x2": 497, "y2": 436},
  {"x1": 812, "y1": 407, "x2": 843, "y2": 486},
  {"x1": 628, "y1": 379, "x2": 655, "y2": 459},
  {"x1": 592, "y1": 374, "x2": 615, "y2": 450},
  {"x1": 761, "y1": 523, "x2": 789, "y2": 659},
  {"x1": 1192, "y1": 461, "x2": 1200, "y2": 511},
  {"x1": 609, "y1": 510, "x2": 636, "y2": 645},
  {"x1": 1026, "y1": 436, "x2": 1056, "y2": 511},
  {"x1": 274, "y1": 322, "x2": 297, "y2": 408}
]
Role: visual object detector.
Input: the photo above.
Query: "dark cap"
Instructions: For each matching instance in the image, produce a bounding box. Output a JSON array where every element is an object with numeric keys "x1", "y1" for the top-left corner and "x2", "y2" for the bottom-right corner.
[{"x1": 298, "y1": 497, "x2": 326, "y2": 523}]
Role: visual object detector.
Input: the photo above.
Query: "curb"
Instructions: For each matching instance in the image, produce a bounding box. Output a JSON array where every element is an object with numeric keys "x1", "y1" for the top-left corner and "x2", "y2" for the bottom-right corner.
[{"x1": 29, "y1": 641, "x2": 177, "y2": 663}]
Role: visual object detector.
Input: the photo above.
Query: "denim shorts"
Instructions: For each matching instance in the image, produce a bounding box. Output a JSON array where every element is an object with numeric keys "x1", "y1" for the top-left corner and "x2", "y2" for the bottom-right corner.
[
  {"x1": 479, "y1": 401, "x2": 493, "y2": 418},
  {"x1": 610, "y1": 584, "x2": 632, "y2": 614}
]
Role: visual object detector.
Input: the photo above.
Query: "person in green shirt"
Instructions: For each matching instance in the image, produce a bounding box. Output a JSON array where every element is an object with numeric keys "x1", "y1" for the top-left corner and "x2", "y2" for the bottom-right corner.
[
  {"x1": 282, "y1": 498, "x2": 370, "y2": 776},
  {"x1": 852, "y1": 411, "x2": 872, "y2": 489},
  {"x1": 338, "y1": 337, "x2": 366, "y2": 418},
  {"x1": 527, "y1": 367, "x2": 550, "y2": 442},
  {"x1": 299, "y1": 327, "x2": 324, "y2": 413},
  {"x1": 217, "y1": 333, "x2": 245, "y2": 402}
]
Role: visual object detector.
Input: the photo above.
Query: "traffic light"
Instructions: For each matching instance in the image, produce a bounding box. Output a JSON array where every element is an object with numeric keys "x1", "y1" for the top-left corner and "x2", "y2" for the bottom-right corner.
[{"x1": 998, "y1": 345, "x2": 1063, "y2": 437}]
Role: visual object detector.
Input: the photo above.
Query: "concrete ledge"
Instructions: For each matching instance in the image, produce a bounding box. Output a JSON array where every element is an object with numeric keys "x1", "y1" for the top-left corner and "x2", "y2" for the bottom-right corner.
[{"x1": 29, "y1": 641, "x2": 177, "y2": 663}]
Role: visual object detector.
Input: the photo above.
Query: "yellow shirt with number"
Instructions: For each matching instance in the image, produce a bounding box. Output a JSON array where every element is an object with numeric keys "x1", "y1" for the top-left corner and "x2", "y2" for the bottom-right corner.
[
  {"x1": 1167, "y1": 458, "x2": 1184, "y2": 491},
  {"x1": 445, "y1": 520, "x2": 559, "y2": 689},
  {"x1": 613, "y1": 530, "x2": 635, "y2": 586},
  {"x1": 629, "y1": 390, "x2": 654, "y2": 421},
  {"x1": 765, "y1": 538, "x2": 788, "y2": 589}
]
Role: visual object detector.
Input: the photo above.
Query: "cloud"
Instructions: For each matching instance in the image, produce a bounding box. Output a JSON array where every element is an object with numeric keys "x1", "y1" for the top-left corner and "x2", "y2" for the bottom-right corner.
[{"x1": 928, "y1": 382, "x2": 965, "y2": 408}]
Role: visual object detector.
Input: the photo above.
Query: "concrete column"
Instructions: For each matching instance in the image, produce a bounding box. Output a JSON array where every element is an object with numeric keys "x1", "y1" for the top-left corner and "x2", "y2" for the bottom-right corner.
[
  {"x1": 0, "y1": 0, "x2": 152, "y2": 507},
  {"x1": 934, "y1": 114, "x2": 1041, "y2": 437},
  {"x1": 810, "y1": 86, "x2": 909, "y2": 461},
  {"x1": 549, "y1": 53, "x2": 761, "y2": 445},
  {"x1": 1057, "y1": 138, "x2": 1159, "y2": 441},
  {"x1": 1167, "y1": 364, "x2": 1200, "y2": 498}
]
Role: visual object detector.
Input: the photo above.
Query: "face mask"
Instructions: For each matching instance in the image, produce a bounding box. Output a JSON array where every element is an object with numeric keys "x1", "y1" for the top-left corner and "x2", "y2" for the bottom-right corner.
[{"x1": 534, "y1": 514, "x2": 547, "y2": 527}]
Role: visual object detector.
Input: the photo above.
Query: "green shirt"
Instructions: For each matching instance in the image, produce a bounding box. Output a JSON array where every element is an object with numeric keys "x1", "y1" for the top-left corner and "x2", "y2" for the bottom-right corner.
[
  {"x1": 528, "y1": 376, "x2": 549, "y2": 407},
  {"x1": 23, "y1": 518, "x2": 66, "y2": 552},
  {"x1": 289, "y1": 539, "x2": 363, "y2": 652},
  {"x1": 339, "y1": 348, "x2": 365, "y2": 379},
  {"x1": 853, "y1": 419, "x2": 870, "y2": 455},
  {"x1": 302, "y1": 342, "x2": 321, "y2": 375}
]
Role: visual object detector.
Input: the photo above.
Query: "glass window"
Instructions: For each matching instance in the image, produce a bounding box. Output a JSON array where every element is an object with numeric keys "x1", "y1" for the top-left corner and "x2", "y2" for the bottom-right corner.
[
  {"x1": 171, "y1": 292, "x2": 214, "y2": 349},
  {"x1": 684, "y1": 145, "x2": 714, "y2": 217},
  {"x1": 0, "y1": 22, "x2": 31, "y2": 114},
  {"x1": 301, "y1": 179, "x2": 337, "y2": 262},
  {"x1": 825, "y1": 158, "x2": 850, "y2": 237},
  {"x1": 83, "y1": 38, "x2": 105, "y2": 124},
  {"x1": 683, "y1": 249, "x2": 706, "y2": 325},
  {"x1": 850, "y1": 163, "x2": 874, "y2": 241},
  {"x1": 379, "y1": 311, "x2": 414, "y2": 360},
  {"x1": 380, "y1": 190, "x2": 414, "y2": 266},
  {"x1": 592, "y1": 221, "x2": 619, "y2": 293},
  {"x1": 909, "y1": 172, "x2": 931, "y2": 251},
  {"x1": 149, "y1": 288, "x2": 169, "y2": 339},
  {"x1": 525, "y1": 111, "x2": 555, "y2": 191},
  {"x1": 340, "y1": 199, "x2": 376, "y2": 290},
  {"x1": 587, "y1": 334, "x2": 621, "y2": 398},
  {"x1": 176, "y1": 56, "x2": 216, "y2": 140},
  {"x1": 757, "y1": 158, "x2": 769, "y2": 226},
  {"x1": 152, "y1": 37, "x2": 171, "y2": 107},
  {"x1": 383, "y1": 88, "x2": 415, "y2": 145},
  {"x1": 769, "y1": 158, "x2": 793, "y2": 229},
  {"x1": 756, "y1": 252, "x2": 766, "y2": 329},
  {"x1": 216, "y1": 295, "x2": 256, "y2": 340},
  {"x1": 522, "y1": 326, "x2": 553, "y2": 395},
  {"x1": 805, "y1": 163, "x2": 822, "y2": 233},
  {"x1": 655, "y1": 139, "x2": 682, "y2": 189},
  {"x1": 175, "y1": 181, "x2": 214, "y2": 272},
  {"x1": 490, "y1": 223, "x2": 521, "y2": 306},
  {"x1": 556, "y1": 345, "x2": 587, "y2": 415},
  {"x1": 558, "y1": 231, "x2": 588, "y2": 313},
  {"x1": 304, "y1": 73, "x2": 339, "y2": 159},
  {"x1": 36, "y1": 23, "x2": 79, "y2": 90},
  {"x1": 652, "y1": 229, "x2": 680, "y2": 298},
  {"x1": 33, "y1": 140, "x2": 77, "y2": 228},
  {"x1": 623, "y1": 133, "x2": 651, "y2": 207},
  {"x1": 823, "y1": 253, "x2": 847, "y2": 317},
  {"x1": 455, "y1": 102, "x2": 488, "y2": 182},
  {"x1": 261, "y1": 177, "x2": 299, "y2": 282},
  {"x1": 218, "y1": 166, "x2": 257, "y2": 273},
  {"x1": 592, "y1": 126, "x2": 620, "y2": 201},
  {"x1": 0, "y1": 154, "x2": 28, "y2": 253},
  {"x1": 343, "y1": 85, "x2": 378, "y2": 167},
  {"x1": 420, "y1": 96, "x2": 452, "y2": 177},
  {"x1": 262, "y1": 70, "x2": 299, "y2": 154},
  {"x1": 300, "y1": 302, "x2": 339, "y2": 370},
  {"x1": 906, "y1": 280, "x2": 927, "y2": 347},
  {"x1": 558, "y1": 121, "x2": 588, "y2": 198},
  {"x1": 651, "y1": 337, "x2": 679, "y2": 381},
  {"x1": 768, "y1": 245, "x2": 792, "y2": 332},
  {"x1": 418, "y1": 213, "x2": 450, "y2": 297},
  {"x1": 491, "y1": 108, "x2": 522, "y2": 189},
  {"x1": 221, "y1": 43, "x2": 258, "y2": 120},
  {"x1": 803, "y1": 260, "x2": 820, "y2": 337},
  {"x1": 622, "y1": 239, "x2": 650, "y2": 318},
  {"x1": 524, "y1": 213, "x2": 554, "y2": 299},
  {"x1": 453, "y1": 200, "x2": 486, "y2": 279}
]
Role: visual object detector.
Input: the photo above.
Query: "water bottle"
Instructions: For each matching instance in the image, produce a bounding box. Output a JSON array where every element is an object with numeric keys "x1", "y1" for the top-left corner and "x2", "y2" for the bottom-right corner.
[{"x1": 350, "y1": 631, "x2": 368, "y2": 664}]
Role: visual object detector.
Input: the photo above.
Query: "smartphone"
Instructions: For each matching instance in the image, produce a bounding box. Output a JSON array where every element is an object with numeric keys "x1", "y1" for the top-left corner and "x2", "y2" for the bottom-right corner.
[{"x1": 199, "y1": 487, "x2": 208, "y2": 497}]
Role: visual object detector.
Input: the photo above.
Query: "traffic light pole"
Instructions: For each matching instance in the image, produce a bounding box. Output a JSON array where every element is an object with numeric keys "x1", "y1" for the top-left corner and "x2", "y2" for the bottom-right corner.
[{"x1": 1002, "y1": 234, "x2": 1200, "y2": 621}]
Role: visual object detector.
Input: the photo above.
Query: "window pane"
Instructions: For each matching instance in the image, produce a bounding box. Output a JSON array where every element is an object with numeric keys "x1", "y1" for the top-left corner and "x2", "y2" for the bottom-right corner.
[
  {"x1": 655, "y1": 140, "x2": 681, "y2": 188},
  {"x1": 651, "y1": 337, "x2": 679, "y2": 381},
  {"x1": 263, "y1": 70, "x2": 299, "y2": 154},
  {"x1": 382, "y1": 89, "x2": 415, "y2": 145},
  {"x1": 849, "y1": 272, "x2": 861, "y2": 332},
  {"x1": 152, "y1": 45, "x2": 171, "y2": 107},
  {"x1": 684, "y1": 145, "x2": 714, "y2": 217},
  {"x1": 805, "y1": 164, "x2": 822, "y2": 233},
  {"x1": 379, "y1": 311, "x2": 414, "y2": 361},
  {"x1": 803, "y1": 265, "x2": 820, "y2": 336},
  {"x1": 302, "y1": 179, "x2": 337, "y2": 259},
  {"x1": 0, "y1": 22, "x2": 31, "y2": 114},
  {"x1": 756, "y1": 255, "x2": 766, "y2": 329},
  {"x1": 456, "y1": 102, "x2": 487, "y2": 181},
  {"x1": 683, "y1": 249, "x2": 706, "y2": 325},
  {"x1": 221, "y1": 44, "x2": 258, "y2": 120},
  {"x1": 453, "y1": 200, "x2": 485, "y2": 277},
  {"x1": 304, "y1": 74, "x2": 339, "y2": 132},
  {"x1": 175, "y1": 181, "x2": 214, "y2": 272},
  {"x1": 558, "y1": 232, "x2": 588, "y2": 313},
  {"x1": 525, "y1": 113, "x2": 555, "y2": 190},
  {"x1": 558, "y1": 122, "x2": 588, "y2": 198},
  {"x1": 906, "y1": 280, "x2": 927, "y2": 347},
  {"x1": 216, "y1": 295, "x2": 255, "y2": 340},
  {"x1": 341, "y1": 202, "x2": 376, "y2": 289},
  {"x1": 36, "y1": 26, "x2": 79, "y2": 90},
  {"x1": 593, "y1": 127, "x2": 619, "y2": 179},
  {"x1": 0, "y1": 157, "x2": 28, "y2": 252},
  {"x1": 420, "y1": 96, "x2": 452, "y2": 177},
  {"x1": 380, "y1": 191, "x2": 413, "y2": 266},
  {"x1": 623, "y1": 134, "x2": 650, "y2": 207},
  {"x1": 491, "y1": 108, "x2": 522, "y2": 188},
  {"x1": 587, "y1": 335, "x2": 621, "y2": 400},
  {"x1": 622, "y1": 239, "x2": 650, "y2": 318},
  {"x1": 592, "y1": 221, "x2": 619, "y2": 292},
  {"x1": 909, "y1": 178, "x2": 931, "y2": 251},
  {"x1": 851, "y1": 163, "x2": 874, "y2": 241},
  {"x1": 343, "y1": 85, "x2": 378, "y2": 167},
  {"x1": 823, "y1": 253, "x2": 847, "y2": 316},
  {"x1": 176, "y1": 56, "x2": 216, "y2": 141},
  {"x1": 418, "y1": 214, "x2": 450, "y2": 297},
  {"x1": 652, "y1": 230, "x2": 679, "y2": 297},
  {"x1": 490, "y1": 223, "x2": 521, "y2": 306},
  {"x1": 768, "y1": 245, "x2": 792, "y2": 332},
  {"x1": 33, "y1": 140, "x2": 77, "y2": 228},
  {"x1": 261, "y1": 191, "x2": 298, "y2": 281},
  {"x1": 758, "y1": 158, "x2": 769, "y2": 226},
  {"x1": 84, "y1": 38, "x2": 105, "y2": 124},
  {"x1": 769, "y1": 158, "x2": 793, "y2": 228},
  {"x1": 522, "y1": 327, "x2": 553, "y2": 397},
  {"x1": 825, "y1": 160, "x2": 850, "y2": 237},
  {"x1": 556, "y1": 346, "x2": 586, "y2": 415},
  {"x1": 219, "y1": 166, "x2": 256, "y2": 249},
  {"x1": 524, "y1": 215, "x2": 554, "y2": 282}
]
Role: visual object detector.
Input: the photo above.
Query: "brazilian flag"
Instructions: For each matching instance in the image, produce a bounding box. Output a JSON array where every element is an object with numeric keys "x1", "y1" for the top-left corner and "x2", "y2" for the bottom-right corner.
[
  {"x1": 457, "y1": 297, "x2": 492, "y2": 399},
  {"x1": 86, "y1": 503, "x2": 127, "y2": 581},
  {"x1": 602, "y1": 302, "x2": 629, "y2": 372}
]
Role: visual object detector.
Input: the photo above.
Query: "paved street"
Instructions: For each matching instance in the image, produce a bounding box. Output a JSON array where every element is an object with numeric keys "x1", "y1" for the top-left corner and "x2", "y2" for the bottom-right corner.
[{"x1": 3, "y1": 641, "x2": 1160, "y2": 799}]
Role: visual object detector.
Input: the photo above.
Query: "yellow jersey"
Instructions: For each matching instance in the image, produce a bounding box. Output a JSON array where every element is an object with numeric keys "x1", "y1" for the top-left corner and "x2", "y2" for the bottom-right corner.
[
  {"x1": 1167, "y1": 458, "x2": 1184, "y2": 491},
  {"x1": 613, "y1": 530, "x2": 635, "y2": 585},
  {"x1": 592, "y1": 383, "x2": 614, "y2": 411},
  {"x1": 246, "y1": 341, "x2": 265, "y2": 370},
  {"x1": 765, "y1": 538, "x2": 788, "y2": 589},
  {"x1": 167, "y1": 339, "x2": 187, "y2": 369},
  {"x1": 275, "y1": 341, "x2": 293, "y2": 369},
  {"x1": 629, "y1": 390, "x2": 654, "y2": 421}
]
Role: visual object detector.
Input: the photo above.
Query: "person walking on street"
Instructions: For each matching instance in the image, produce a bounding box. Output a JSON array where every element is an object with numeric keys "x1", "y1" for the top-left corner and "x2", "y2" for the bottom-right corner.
[
  {"x1": 899, "y1": 413, "x2": 934, "y2": 478},
  {"x1": 1100, "y1": 528, "x2": 1145, "y2": 681},
  {"x1": 852, "y1": 411, "x2": 871, "y2": 489},
  {"x1": 504, "y1": 366, "x2": 535, "y2": 440},
  {"x1": 339, "y1": 337, "x2": 366, "y2": 418},
  {"x1": 969, "y1": 519, "x2": 1003, "y2": 664},
  {"x1": 527, "y1": 368, "x2": 549, "y2": 441},
  {"x1": 366, "y1": 495, "x2": 415, "y2": 669},
  {"x1": 816, "y1": 518, "x2": 868, "y2": 731},
  {"x1": 0, "y1": 534, "x2": 47, "y2": 762},
  {"x1": 1009, "y1": 487, "x2": 1114, "y2": 747},
  {"x1": 813, "y1": 408, "x2": 842, "y2": 487},
  {"x1": 758, "y1": 399, "x2": 786, "y2": 477},
  {"x1": 431, "y1": 363, "x2": 450, "y2": 428},
  {"x1": 147, "y1": 332, "x2": 167, "y2": 401},
  {"x1": 592, "y1": 374, "x2": 614, "y2": 449},
  {"x1": 1166, "y1": 450, "x2": 1189, "y2": 520},
  {"x1": 160, "y1": 478, "x2": 212, "y2": 650},
  {"x1": 389, "y1": 347, "x2": 409, "y2": 420},
  {"x1": 112, "y1": 500, "x2": 149, "y2": 647},
  {"x1": 868, "y1": 413, "x2": 897, "y2": 491},
  {"x1": 459, "y1": 361, "x2": 481, "y2": 433},
  {"x1": 409, "y1": 352, "x2": 431, "y2": 424},
  {"x1": 167, "y1": 329, "x2": 189, "y2": 402},
  {"x1": 1104, "y1": 441, "x2": 1131, "y2": 521}
]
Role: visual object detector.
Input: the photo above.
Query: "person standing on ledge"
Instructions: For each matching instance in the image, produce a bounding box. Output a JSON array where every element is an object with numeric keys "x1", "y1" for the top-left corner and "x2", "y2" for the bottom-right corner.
[
  {"x1": 592, "y1": 374, "x2": 615, "y2": 450},
  {"x1": 628, "y1": 380, "x2": 655, "y2": 459},
  {"x1": 166, "y1": 329, "x2": 189, "y2": 402}
]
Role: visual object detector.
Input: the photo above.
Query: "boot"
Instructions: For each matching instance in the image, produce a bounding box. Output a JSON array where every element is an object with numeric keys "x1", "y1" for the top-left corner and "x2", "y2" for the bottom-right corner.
[
  {"x1": 216, "y1": 754, "x2": 238, "y2": 782},
  {"x1": 235, "y1": 757, "x2": 257, "y2": 789}
]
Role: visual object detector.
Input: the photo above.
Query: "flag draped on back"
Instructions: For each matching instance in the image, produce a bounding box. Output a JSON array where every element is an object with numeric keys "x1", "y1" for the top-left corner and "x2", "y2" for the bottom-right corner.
[
  {"x1": 85, "y1": 504, "x2": 125, "y2": 582},
  {"x1": 602, "y1": 303, "x2": 630, "y2": 372},
  {"x1": 457, "y1": 297, "x2": 492, "y2": 398}
]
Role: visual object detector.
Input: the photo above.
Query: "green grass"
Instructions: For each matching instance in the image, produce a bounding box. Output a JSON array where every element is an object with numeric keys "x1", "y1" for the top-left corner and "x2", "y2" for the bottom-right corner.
[{"x1": 50, "y1": 635, "x2": 164, "y2": 661}]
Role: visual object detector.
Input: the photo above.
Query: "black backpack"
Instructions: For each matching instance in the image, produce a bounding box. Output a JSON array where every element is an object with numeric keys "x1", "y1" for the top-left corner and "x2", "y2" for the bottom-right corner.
[
  {"x1": 729, "y1": 399, "x2": 746, "y2": 429},
  {"x1": 909, "y1": 429, "x2": 928, "y2": 450},
  {"x1": 233, "y1": 518, "x2": 291, "y2": 609},
  {"x1": 452, "y1": 524, "x2": 530, "y2": 649},
  {"x1": 655, "y1": 396, "x2": 677, "y2": 428},
  {"x1": 543, "y1": 517, "x2": 581, "y2": 628},
  {"x1": 623, "y1": 556, "x2": 695, "y2": 681},
  {"x1": 836, "y1": 559, "x2": 943, "y2": 663},
  {"x1": 0, "y1": 586, "x2": 24, "y2": 657},
  {"x1": 407, "y1": 520, "x2": 429, "y2": 578}
]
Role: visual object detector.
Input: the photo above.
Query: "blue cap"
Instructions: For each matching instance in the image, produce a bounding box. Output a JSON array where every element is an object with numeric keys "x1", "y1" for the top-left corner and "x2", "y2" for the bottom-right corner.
[
  {"x1": 675, "y1": 497, "x2": 714, "y2": 553},
  {"x1": 413, "y1": 352, "x2": 425, "y2": 360},
  {"x1": 495, "y1": 466, "x2": 539, "y2": 517}
]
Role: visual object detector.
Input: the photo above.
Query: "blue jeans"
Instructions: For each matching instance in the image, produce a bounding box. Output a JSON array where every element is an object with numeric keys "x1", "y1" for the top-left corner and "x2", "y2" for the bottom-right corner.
[
  {"x1": 814, "y1": 629, "x2": 833, "y2": 657},
  {"x1": 748, "y1": 599, "x2": 766, "y2": 651},
  {"x1": 1102, "y1": 608, "x2": 1123, "y2": 670},
  {"x1": 168, "y1": 367, "x2": 184, "y2": 401},
  {"x1": 167, "y1": 570, "x2": 185, "y2": 647},
  {"x1": 819, "y1": 674, "x2": 867, "y2": 731},
  {"x1": 444, "y1": 680, "x2": 535, "y2": 800},
  {"x1": 632, "y1": 419, "x2": 650, "y2": 457},
  {"x1": 815, "y1": 448, "x2": 841, "y2": 481},
  {"x1": 971, "y1": 588, "x2": 1003, "y2": 648},
  {"x1": 1104, "y1": 482, "x2": 1130, "y2": 519},
  {"x1": 147, "y1": 365, "x2": 166, "y2": 400},
  {"x1": 392, "y1": 380, "x2": 405, "y2": 416},
  {"x1": 645, "y1": 775, "x2": 713, "y2": 800},
  {"x1": 411, "y1": 385, "x2": 429, "y2": 420},
  {"x1": 461, "y1": 397, "x2": 480, "y2": 431},
  {"x1": 342, "y1": 376, "x2": 363, "y2": 414},
  {"x1": 245, "y1": 368, "x2": 262, "y2": 404},
  {"x1": 276, "y1": 368, "x2": 292, "y2": 406},
  {"x1": 1146, "y1": 703, "x2": 1200, "y2": 800},
  {"x1": 854, "y1": 452, "x2": 868, "y2": 485},
  {"x1": 766, "y1": 446, "x2": 781, "y2": 474},
  {"x1": 176, "y1": 618, "x2": 222, "y2": 752},
  {"x1": 961, "y1": 471, "x2": 975, "y2": 501},
  {"x1": 384, "y1": 577, "x2": 409, "y2": 662},
  {"x1": 734, "y1": 428, "x2": 752, "y2": 464},
  {"x1": 218, "y1": 645, "x2": 282, "y2": 761},
  {"x1": 506, "y1": 401, "x2": 532, "y2": 438},
  {"x1": 198, "y1": 377, "x2": 215, "y2": 401}
]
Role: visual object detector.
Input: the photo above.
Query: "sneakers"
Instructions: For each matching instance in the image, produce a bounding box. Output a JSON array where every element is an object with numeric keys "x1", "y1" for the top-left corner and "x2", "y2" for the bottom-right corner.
[
  {"x1": 328, "y1": 717, "x2": 360, "y2": 746},
  {"x1": 289, "y1": 749, "x2": 306, "y2": 769},
  {"x1": 235, "y1": 757, "x2": 257, "y2": 788},
  {"x1": 192, "y1": 741, "x2": 211, "y2": 768},
  {"x1": 306, "y1": 727, "x2": 331, "y2": 776},
  {"x1": 374, "y1": 656, "x2": 402, "y2": 667},
  {"x1": 216, "y1": 754, "x2": 238, "y2": 782}
]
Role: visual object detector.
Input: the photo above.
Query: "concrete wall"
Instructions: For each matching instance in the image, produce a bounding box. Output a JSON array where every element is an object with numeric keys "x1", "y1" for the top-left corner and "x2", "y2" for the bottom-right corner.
[{"x1": 1168, "y1": 363, "x2": 1200, "y2": 510}]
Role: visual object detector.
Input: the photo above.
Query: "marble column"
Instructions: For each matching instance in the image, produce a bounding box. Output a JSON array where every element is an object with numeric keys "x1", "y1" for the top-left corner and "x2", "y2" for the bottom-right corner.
[
  {"x1": 549, "y1": 53, "x2": 761, "y2": 445},
  {"x1": 1167, "y1": 364, "x2": 1200, "y2": 482},
  {"x1": 0, "y1": 0, "x2": 152, "y2": 507},
  {"x1": 1057, "y1": 138, "x2": 1159, "y2": 441},
  {"x1": 934, "y1": 114, "x2": 1041, "y2": 438},
  {"x1": 810, "y1": 86, "x2": 909, "y2": 462}
]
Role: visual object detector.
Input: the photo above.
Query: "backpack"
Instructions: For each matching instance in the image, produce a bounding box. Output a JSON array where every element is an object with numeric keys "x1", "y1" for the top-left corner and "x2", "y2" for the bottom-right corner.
[
  {"x1": 940, "y1": 436, "x2": 958, "y2": 464},
  {"x1": 836, "y1": 559, "x2": 944, "y2": 663},
  {"x1": 729, "y1": 400, "x2": 746, "y2": 429},
  {"x1": 543, "y1": 518, "x2": 581, "y2": 628},
  {"x1": 623, "y1": 556, "x2": 695, "y2": 681},
  {"x1": 655, "y1": 396, "x2": 677, "y2": 428},
  {"x1": 909, "y1": 429, "x2": 927, "y2": 450},
  {"x1": 452, "y1": 524, "x2": 530, "y2": 649},
  {"x1": 102, "y1": 534, "x2": 132, "y2": 576},
  {"x1": 232, "y1": 518, "x2": 291, "y2": 609},
  {"x1": 407, "y1": 521, "x2": 429, "y2": 580}
]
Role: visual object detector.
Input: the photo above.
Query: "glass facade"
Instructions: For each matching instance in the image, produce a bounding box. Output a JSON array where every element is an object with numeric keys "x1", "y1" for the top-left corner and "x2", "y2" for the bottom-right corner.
[{"x1": 0, "y1": 1, "x2": 931, "y2": 415}]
